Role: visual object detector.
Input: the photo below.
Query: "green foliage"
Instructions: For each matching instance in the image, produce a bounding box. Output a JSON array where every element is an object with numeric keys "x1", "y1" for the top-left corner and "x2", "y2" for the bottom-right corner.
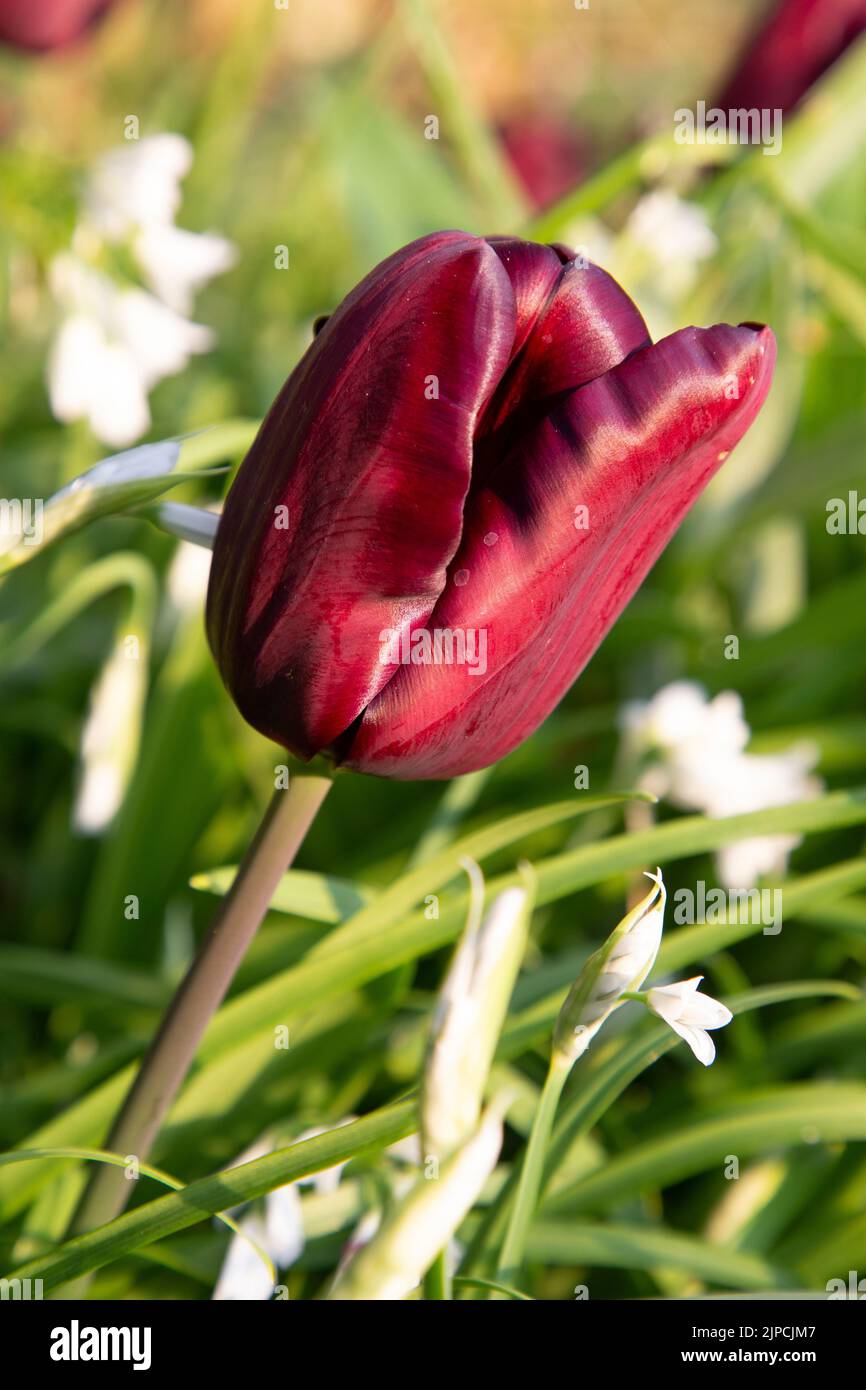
[{"x1": 2, "y1": 0, "x2": 866, "y2": 1302}]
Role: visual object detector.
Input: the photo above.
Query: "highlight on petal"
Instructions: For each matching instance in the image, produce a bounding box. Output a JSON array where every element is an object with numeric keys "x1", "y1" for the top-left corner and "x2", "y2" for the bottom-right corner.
[
  {"x1": 345, "y1": 321, "x2": 775, "y2": 778},
  {"x1": 478, "y1": 249, "x2": 650, "y2": 457}
]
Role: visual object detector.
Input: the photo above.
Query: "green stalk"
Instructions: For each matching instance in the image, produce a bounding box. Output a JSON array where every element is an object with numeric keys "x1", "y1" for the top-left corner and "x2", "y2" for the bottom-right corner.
[
  {"x1": 424, "y1": 1248, "x2": 452, "y2": 1300},
  {"x1": 68, "y1": 777, "x2": 332, "y2": 1254},
  {"x1": 496, "y1": 1052, "x2": 571, "y2": 1289}
]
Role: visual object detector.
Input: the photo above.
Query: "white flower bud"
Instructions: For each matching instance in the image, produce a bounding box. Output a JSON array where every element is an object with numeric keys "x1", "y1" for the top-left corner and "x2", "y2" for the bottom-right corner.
[
  {"x1": 421, "y1": 865, "x2": 529, "y2": 1159},
  {"x1": 553, "y1": 868, "x2": 666, "y2": 1066},
  {"x1": 329, "y1": 1099, "x2": 505, "y2": 1301}
]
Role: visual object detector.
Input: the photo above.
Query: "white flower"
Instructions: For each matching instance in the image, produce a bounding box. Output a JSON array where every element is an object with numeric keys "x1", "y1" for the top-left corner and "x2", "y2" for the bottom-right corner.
[
  {"x1": 621, "y1": 682, "x2": 822, "y2": 889},
  {"x1": 134, "y1": 224, "x2": 237, "y2": 316},
  {"x1": 553, "y1": 868, "x2": 666, "y2": 1065},
  {"x1": 48, "y1": 254, "x2": 214, "y2": 447},
  {"x1": 85, "y1": 134, "x2": 193, "y2": 237},
  {"x1": 48, "y1": 134, "x2": 236, "y2": 446},
  {"x1": 626, "y1": 191, "x2": 718, "y2": 271},
  {"x1": 73, "y1": 623, "x2": 149, "y2": 834},
  {"x1": 646, "y1": 976, "x2": 733, "y2": 1066}
]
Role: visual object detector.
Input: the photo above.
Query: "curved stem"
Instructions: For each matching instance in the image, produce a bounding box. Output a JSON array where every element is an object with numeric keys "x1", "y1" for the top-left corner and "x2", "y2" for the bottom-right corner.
[
  {"x1": 496, "y1": 1053, "x2": 570, "y2": 1289},
  {"x1": 70, "y1": 775, "x2": 332, "y2": 1245}
]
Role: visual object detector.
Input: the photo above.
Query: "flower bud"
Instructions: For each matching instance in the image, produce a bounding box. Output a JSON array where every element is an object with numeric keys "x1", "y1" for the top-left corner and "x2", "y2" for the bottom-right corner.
[
  {"x1": 553, "y1": 868, "x2": 666, "y2": 1066},
  {"x1": 206, "y1": 232, "x2": 775, "y2": 780},
  {"x1": 328, "y1": 1098, "x2": 506, "y2": 1301},
  {"x1": 421, "y1": 865, "x2": 530, "y2": 1160}
]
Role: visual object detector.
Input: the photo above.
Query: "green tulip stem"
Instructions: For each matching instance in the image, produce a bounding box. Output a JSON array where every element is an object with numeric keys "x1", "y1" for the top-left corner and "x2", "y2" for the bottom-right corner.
[
  {"x1": 496, "y1": 1051, "x2": 571, "y2": 1289},
  {"x1": 69, "y1": 775, "x2": 333, "y2": 1250}
]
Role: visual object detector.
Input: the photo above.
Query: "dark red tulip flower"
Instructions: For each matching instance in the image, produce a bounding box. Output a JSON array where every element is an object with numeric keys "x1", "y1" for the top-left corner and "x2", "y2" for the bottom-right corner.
[
  {"x1": 207, "y1": 231, "x2": 775, "y2": 780},
  {"x1": 0, "y1": 0, "x2": 114, "y2": 51},
  {"x1": 717, "y1": 0, "x2": 866, "y2": 114},
  {"x1": 500, "y1": 113, "x2": 588, "y2": 212}
]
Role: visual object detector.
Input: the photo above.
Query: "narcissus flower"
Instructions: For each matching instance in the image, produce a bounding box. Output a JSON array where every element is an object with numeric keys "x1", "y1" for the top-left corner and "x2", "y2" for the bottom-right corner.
[{"x1": 207, "y1": 231, "x2": 775, "y2": 780}]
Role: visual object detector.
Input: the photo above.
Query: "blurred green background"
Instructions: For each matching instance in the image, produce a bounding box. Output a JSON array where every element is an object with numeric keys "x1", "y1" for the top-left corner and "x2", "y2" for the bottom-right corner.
[{"x1": 2, "y1": 0, "x2": 866, "y2": 1300}]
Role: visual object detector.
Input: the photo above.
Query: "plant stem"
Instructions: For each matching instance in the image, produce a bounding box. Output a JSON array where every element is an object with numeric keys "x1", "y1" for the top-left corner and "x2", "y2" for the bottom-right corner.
[
  {"x1": 424, "y1": 1248, "x2": 451, "y2": 1300},
  {"x1": 70, "y1": 776, "x2": 332, "y2": 1245},
  {"x1": 495, "y1": 1052, "x2": 570, "y2": 1289}
]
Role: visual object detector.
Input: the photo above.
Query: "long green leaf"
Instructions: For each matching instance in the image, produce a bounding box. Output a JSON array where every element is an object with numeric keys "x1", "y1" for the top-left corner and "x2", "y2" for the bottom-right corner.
[
  {"x1": 545, "y1": 1084, "x2": 866, "y2": 1214},
  {"x1": 6, "y1": 1102, "x2": 416, "y2": 1288}
]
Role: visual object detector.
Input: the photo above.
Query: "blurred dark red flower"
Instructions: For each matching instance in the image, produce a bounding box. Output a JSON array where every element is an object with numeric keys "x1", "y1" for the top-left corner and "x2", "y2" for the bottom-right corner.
[
  {"x1": 0, "y1": 0, "x2": 113, "y2": 51},
  {"x1": 500, "y1": 114, "x2": 588, "y2": 212},
  {"x1": 718, "y1": 0, "x2": 866, "y2": 113},
  {"x1": 207, "y1": 231, "x2": 775, "y2": 780}
]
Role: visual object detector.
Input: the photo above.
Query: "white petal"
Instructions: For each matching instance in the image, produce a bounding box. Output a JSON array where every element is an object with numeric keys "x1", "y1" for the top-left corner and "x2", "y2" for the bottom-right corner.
[
  {"x1": 86, "y1": 134, "x2": 193, "y2": 237},
  {"x1": 48, "y1": 314, "x2": 107, "y2": 423},
  {"x1": 212, "y1": 1217, "x2": 275, "y2": 1301},
  {"x1": 86, "y1": 343, "x2": 151, "y2": 447},
  {"x1": 135, "y1": 224, "x2": 237, "y2": 315},
  {"x1": 668, "y1": 1020, "x2": 717, "y2": 1066},
  {"x1": 681, "y1": 993, "x2": 733, "y2": 1030},
  {"x1": 264, "y1": 1185, "x2": 305, "y2": 1268},
  {"x1": 117, "y1": 289, "x2": 213, "y2": 388}
]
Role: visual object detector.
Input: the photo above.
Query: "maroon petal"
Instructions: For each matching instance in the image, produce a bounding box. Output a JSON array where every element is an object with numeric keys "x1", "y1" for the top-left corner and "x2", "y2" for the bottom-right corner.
[
  {"x1": 206, "y1": 231, "x2": 517, "y2": 759},
  {"x1": 477, "y1": 256, "x2": 651, "y2": 468},
  {"x1": 344, "y1": 323, "x2": 776, "y2": 779}
]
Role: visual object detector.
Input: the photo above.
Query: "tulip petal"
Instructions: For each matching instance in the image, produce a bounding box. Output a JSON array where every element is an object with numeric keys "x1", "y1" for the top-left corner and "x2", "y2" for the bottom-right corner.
[
  {"x1": 346, "y1": 322, "x2": 775, "y2": 778},
  {"x1": 478, "y1": 254, "x2": 650, "y2": 459},
  {"x1": 207, "y1": 231, "x2": 517, "y2": 757}
]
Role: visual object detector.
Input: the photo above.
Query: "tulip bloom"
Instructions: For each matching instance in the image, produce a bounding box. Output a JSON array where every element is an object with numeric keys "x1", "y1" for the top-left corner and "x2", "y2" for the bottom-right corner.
[
  {"x1": 207, "y1": 230, "x2": 775, "y2": 780},
  {"x1": 0, "y1": 0, "x2": 114, "y2": 50}
]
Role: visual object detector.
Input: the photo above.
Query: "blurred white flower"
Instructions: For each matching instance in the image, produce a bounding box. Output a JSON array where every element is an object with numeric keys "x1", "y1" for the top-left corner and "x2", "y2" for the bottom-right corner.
[
  {"x1": 48, "y1": 134, "x2": 236, "y2": 447},
  {"x1": 48, "y1": 254, "x2": 215, "y2": 447},
  {"x1": 646, "y1": 975, "x2": 733, "y2": 1066},
  {"x1": 621, "y1": 682, "x2": 822, "y2": 889},
  {"x1": 627, "y1": 190, "x2": 718, "y2": 270},
  {"x1": 135, "y1": 224, "x2": 237, "y2": 316},
  {"x1": 708, "y1": 746, "x2": 823, "y2": 888},
  {"x1": 74, "y1": 625, "x2": 149, "y2": 834},
  {"x1": 84, "y1": 134, "x2": 193, "y2": 237}
]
